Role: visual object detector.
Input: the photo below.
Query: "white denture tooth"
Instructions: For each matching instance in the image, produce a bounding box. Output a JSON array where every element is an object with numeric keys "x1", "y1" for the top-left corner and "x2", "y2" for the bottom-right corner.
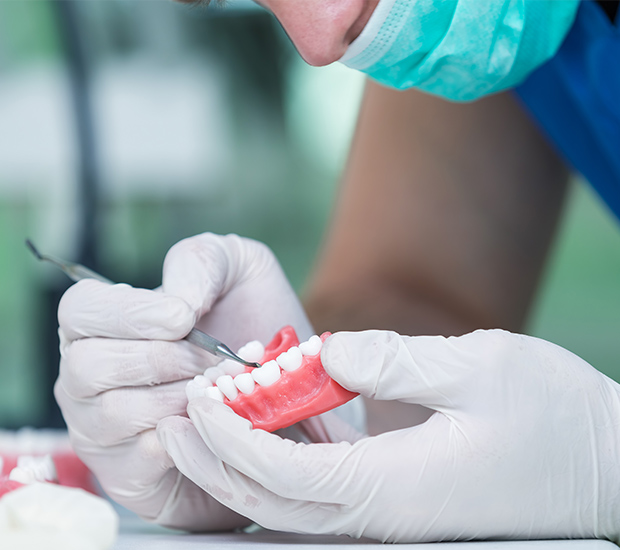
[
  {"x1": 251, "y1": 360, "x2": 281, "y2": 387},
  {"x1": 9, "y1": 467, "x2": 35, "y2": 485},
  {"x1": 193, "y1": 375, "x2": 210, "y2": 388},
  {"x1": 216, "y1": 375, "x2": 238, "y2": 401},
  {"x1": 299, "y1": 335, "x2": 322, "y2": 356},
  {"x1": 234, "y1": 372, "x2": 255, "y2": 395},
  {"x1": 203, "y1": 366, "x2": 226, "y2": 384},
  {"x1": 237, "y1": 340, "x2": 265, "y2": 363},
  {"x1": 277, "y1": 346, "x2": 303, "y2": 372},
  {"x1": 186, "y1": 381, "x2": 208, "y2": 402},
  {"x1": 219, "y1": 359, "x2": 245, "y2": 378},
  {"x1": 42, "y1": 454, "x2": 58, "y2": 482},
  {"x1": 205, "y1": 386, "x2": 225, "y2": 402},
  {"x1": 16, "y1": 454, "x2": 57, "y2": 483}
]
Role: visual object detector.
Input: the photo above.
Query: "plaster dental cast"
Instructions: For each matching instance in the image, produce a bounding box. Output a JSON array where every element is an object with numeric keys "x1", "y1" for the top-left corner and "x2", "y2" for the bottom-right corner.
[
  {"x1": 0, "y1": 433, "x2": 118, "y2": 549},
  {"x1": 54, "y1": 0, "x2": 620, "y2": 544}
]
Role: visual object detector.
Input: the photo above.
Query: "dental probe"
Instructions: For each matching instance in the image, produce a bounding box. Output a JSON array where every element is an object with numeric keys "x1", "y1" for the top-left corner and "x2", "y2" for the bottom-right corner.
[{"x1": 26, "y1": 239, "x2": 262, "y2": 369}]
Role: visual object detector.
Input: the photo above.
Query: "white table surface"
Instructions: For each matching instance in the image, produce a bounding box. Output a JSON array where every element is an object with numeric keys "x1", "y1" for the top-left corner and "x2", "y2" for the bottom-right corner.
[{"x1": 113, "y1": 519, "x2": 618, "y2": 550}]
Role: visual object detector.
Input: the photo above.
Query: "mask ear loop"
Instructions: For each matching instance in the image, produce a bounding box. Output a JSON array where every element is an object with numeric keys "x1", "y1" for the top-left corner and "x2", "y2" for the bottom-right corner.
[{"x1": 338, "y1": 0, "x2": 398, "y2": 66}]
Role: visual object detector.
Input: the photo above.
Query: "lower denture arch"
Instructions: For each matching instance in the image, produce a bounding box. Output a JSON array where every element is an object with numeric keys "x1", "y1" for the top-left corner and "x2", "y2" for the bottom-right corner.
[{"x1": 223, "y1": 326, "x2": 358, "y2": 432}]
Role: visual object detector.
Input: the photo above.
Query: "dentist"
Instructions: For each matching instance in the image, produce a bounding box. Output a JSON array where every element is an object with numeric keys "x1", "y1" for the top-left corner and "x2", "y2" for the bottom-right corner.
[{"x1": 55, "y1": 0, "x2": 620, "y2": 543}]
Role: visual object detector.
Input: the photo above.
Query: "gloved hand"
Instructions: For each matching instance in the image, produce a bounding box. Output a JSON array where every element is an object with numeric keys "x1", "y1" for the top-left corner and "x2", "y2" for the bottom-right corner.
[
  {"x1": 158, "y1": 328, "x2": 620, "y2": 543},
  {"x1": 54, "y1": 233, "x2": 316, "y2": 530}
]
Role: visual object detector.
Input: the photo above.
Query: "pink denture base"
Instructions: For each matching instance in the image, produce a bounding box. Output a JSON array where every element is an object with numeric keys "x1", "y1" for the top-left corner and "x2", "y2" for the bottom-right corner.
[{"x1": 226, "y1": 326, "x2": 358, "y2": 432}]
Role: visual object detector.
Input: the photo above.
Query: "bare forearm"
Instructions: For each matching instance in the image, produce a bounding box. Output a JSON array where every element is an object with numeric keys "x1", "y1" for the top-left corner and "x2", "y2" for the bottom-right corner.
[
  {"x1": 304, "y1": 82, "x2": 569, "y2": 434},
  {"x1": 306, "y1": 83, "x2": 569, "y2": 334}
]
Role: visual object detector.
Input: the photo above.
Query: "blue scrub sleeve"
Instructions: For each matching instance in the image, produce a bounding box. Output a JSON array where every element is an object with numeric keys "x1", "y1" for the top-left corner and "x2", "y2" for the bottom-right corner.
[{"x1": 516, "y1": 0, "x2": 620, "y2": 222}]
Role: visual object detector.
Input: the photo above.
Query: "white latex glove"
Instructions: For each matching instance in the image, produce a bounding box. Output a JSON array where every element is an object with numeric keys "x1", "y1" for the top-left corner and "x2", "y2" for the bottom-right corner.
[
  {"x1": 55, "y1": 233, "x2": 317, "y2": 531},
  {"x1": 158, "y1": 328, "x2": 620, "y2": 543}
]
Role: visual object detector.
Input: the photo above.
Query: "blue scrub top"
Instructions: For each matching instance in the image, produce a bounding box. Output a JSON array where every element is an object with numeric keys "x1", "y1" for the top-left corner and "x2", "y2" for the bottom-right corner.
[{"x1": 516, "y1": 0, "x2": 620, "y2": 221}]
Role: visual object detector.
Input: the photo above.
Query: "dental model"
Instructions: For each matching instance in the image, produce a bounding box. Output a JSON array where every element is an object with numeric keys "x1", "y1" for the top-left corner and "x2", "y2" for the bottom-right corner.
[
  {"x1": 8, "y1": 454, "x2": 57, "y2": 484},
  {"x1": 0, "y1": 484, "x2": 118, "y2": 550},
  {"x1": 0, "y1": 429, "x2": 97, "y2": 496},
  {"x1": 0, "y1": 457, "x2": 22, "y2": 498},
  {"x1": 1, "y1": 454, "x2": 57, "y2": 497},
  {"x1": 0, "y1": 432, "x2": 118, "y2": 549},
  {"x1": 186, "y1": 326, "x2": 358, "y2": 432}
]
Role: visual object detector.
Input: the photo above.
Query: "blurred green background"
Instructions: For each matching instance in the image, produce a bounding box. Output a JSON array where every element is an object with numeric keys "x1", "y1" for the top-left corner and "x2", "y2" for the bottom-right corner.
[{"x1": 0, "y1": 0, "x2": 618, "y2": 429}]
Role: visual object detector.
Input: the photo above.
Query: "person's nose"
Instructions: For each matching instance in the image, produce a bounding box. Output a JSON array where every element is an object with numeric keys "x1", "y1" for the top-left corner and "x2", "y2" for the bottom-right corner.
[{"x1": 260, "y1": 0, "x2": 379, "y2": 66}]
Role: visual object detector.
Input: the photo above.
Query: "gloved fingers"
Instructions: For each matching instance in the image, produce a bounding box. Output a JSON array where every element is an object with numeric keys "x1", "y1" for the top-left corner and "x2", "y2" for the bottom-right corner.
[
  {"x1": 193, "y1": 274, "x2": 314, "y2": 352},
  {"x1": 158, "y1": 416, "x2": 349, "y2": 535},
  {"x1": 55, "y1": 379, "x2": 190, "y2": 447},
  {"x1": 155, "y1": 471, "x2": 254, "y2": 532},
  {"x1": 162, "y1": 233, "x2": 276, "y2": 318},
  {"x1": 69, "y1": 426, "x2": 179, "y2": 520},
  {"x1": 58, "y1": 279, "x2": 195, "y2": 342},
  {"x1": 161, "y1": 233, "x2": 315, "y2": 347},
  {"x1": 161, "y1": 234, "x2": 231, "y2": 318},
  {"x1": 163, "y1": 233, "x2": 313, "y2": 349},
  {"x1": 321, "y1": 329, "x2": 516, "y2": 410},
  {"x1": 59, "y1": 338, "x2": 216, "y2": 398},
  {"x1": 297, "y1": 411, "x2": 367, "y2": 444},
  {"x1": 185, "y1": 398, "x2": 359, "y2": 505},
  {"x1": 66, "y1": 417, "x2": 253, "y2": 533}
]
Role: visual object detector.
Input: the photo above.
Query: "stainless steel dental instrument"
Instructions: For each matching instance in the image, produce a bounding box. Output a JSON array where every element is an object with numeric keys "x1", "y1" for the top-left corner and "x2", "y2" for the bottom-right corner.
[{"x1": 26, "y1": 239, "x2": 261, "y2": 369}]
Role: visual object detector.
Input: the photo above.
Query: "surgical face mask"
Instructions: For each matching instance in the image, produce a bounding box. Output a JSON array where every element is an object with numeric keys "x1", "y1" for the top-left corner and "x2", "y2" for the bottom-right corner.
[{"x1": 339, "y1": 0, "x2": 579, "y2": 102}]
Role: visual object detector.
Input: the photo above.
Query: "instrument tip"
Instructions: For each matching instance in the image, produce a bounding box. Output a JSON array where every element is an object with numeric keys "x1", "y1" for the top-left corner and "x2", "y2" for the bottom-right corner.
[{"x1": 25, "y1": 239, "x2": 43, "y2": 260}]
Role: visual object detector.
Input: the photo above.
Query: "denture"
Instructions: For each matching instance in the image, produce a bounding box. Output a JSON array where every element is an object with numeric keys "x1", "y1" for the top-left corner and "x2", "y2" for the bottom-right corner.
[
  {"x1": 0, "y1": 429, "x2": 97, "y2": 498},
  {"x1": 186, "y1": 326, "x2": 358, "y2": 432}
]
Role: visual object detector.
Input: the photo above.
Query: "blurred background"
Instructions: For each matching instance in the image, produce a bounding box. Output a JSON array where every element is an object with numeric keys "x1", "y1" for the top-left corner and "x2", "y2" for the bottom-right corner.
[{"x1": 0, "y1": 0, "x2": 618, "y2": 429}]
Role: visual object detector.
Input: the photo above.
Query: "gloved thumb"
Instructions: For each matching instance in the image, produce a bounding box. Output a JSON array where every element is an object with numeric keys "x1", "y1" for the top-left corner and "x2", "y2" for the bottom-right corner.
[
  {"x1": 161, "y1": 233, "x2": 249, "y2": 319},
  {"x1": 161, "y1": 233, "x2": 314, "y2": 347},
  {"x1": 322, "y1": 329, "x2": 497, "y2": 411}
]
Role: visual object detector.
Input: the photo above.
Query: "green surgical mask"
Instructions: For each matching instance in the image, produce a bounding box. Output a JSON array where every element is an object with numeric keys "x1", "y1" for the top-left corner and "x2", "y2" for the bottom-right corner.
[{"x1": 339, "y1": 0, "x2": 579, "y2": 102}]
